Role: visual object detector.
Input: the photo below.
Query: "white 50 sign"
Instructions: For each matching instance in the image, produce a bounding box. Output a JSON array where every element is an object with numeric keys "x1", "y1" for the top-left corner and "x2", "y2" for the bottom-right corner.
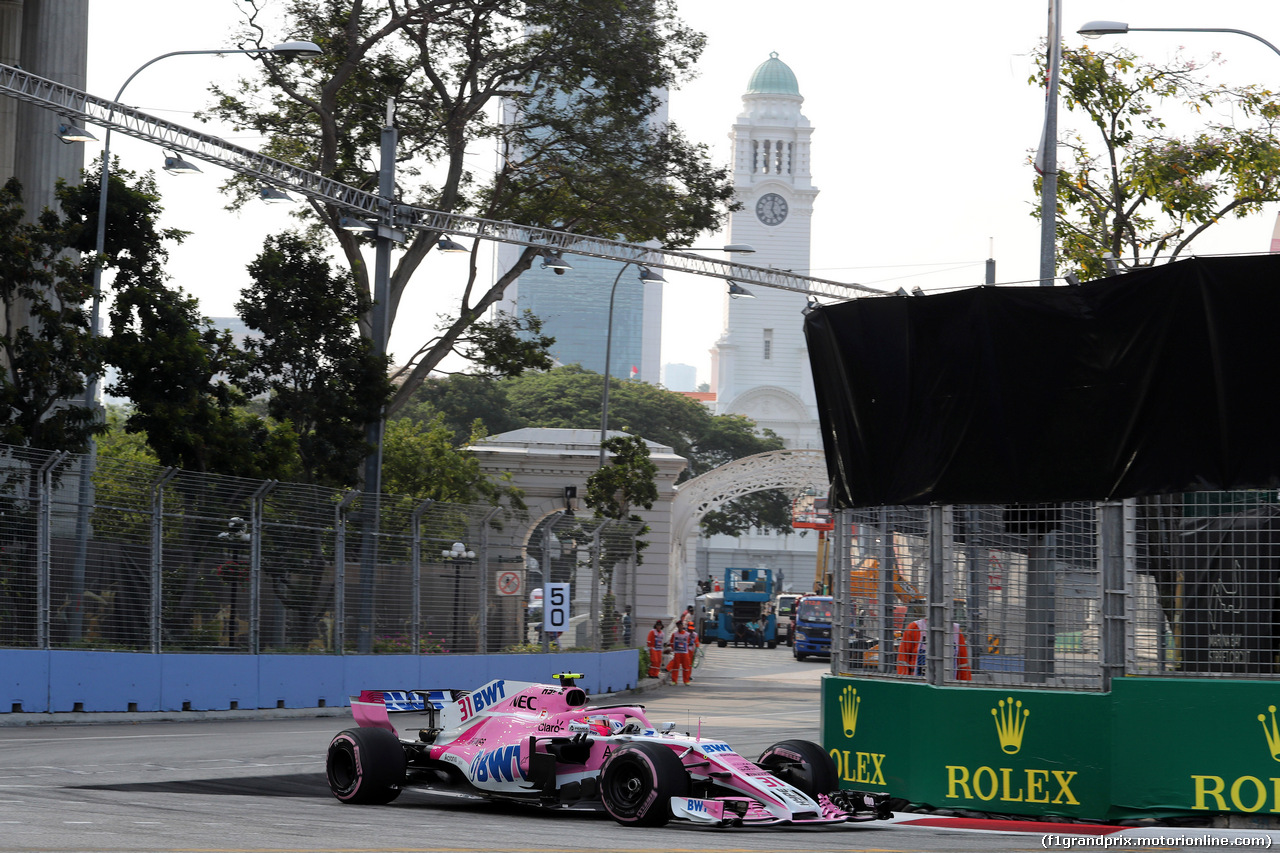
[{"x1": 543, "y1": 583, "x2": 570, "y2": 633}]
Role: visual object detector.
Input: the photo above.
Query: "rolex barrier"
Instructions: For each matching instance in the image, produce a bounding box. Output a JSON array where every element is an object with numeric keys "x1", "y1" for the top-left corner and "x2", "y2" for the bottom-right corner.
[{"x1": 824, "y1": 491, "x2": 1280, "y2": 820}]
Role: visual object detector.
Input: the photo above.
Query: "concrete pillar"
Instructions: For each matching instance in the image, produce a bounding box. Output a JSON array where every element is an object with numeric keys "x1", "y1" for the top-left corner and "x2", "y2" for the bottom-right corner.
[
  {"x1": 0, "y1": 0, "x2": 23, "y2": 183},
  {"x1": 13, "y1": 0, "x2": 89, "y2": 216}
]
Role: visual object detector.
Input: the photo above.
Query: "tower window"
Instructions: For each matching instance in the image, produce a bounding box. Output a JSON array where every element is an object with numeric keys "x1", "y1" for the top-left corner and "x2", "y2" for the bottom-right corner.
[{"x1": 763, "y1": 328, "x2": 773, "y2": 360}]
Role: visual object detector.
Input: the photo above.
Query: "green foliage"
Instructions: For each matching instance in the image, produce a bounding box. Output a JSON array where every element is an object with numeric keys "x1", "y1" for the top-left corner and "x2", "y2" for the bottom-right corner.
[
  {"x1": 381, "y1": 415, "x2": 523, "y2": 509},
  {"x1": 447, "y1": 310, "x2": 556, "y2": 380},
  {"x1": 97, "y1": 405, "x2": 159, "y2": 467},
  {"x1": 399, "y1": 374, "x2": 525, "y2": 446},
  {"x1": 238, "y1": 232, "x2": 390, "y2": 487},
  {"x1": 586, "y1": 434, "x2": 656, "y2": 576},
  {"x1": 59, "y1": 164, "x2": 295, "y2": 478},
  {"x1": 208, "y1": 0, "x2": 735, "y2": 417},
  {"x1": 1032, "y1": 43, "x2": 1280, "y2": 279},
  {"x1": 0, "y1": 178, "x2": 99, "y2": 452}
]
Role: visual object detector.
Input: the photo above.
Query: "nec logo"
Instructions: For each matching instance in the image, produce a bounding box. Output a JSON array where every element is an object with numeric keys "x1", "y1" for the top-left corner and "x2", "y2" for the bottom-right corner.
[
  {"x1": 513, "y1": 695, "x2": 537, "y2": 711},
  {"x1": 702, "y1": 742, "x2": 734, "y2": 753}
]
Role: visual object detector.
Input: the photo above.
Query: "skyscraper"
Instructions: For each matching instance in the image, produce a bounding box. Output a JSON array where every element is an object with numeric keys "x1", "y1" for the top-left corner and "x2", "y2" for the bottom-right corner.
[{"x1": 495, "y1": 92, "x2": 669, "y2": 384}]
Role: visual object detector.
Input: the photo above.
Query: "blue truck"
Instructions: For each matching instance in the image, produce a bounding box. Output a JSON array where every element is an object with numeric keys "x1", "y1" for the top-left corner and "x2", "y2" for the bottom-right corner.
[
  {"x1": 792, "y1": 595, "x2": 834, "y2": 661},
  {"x1": 701, "y1": 568, "x2": 778, "y2": 649}
]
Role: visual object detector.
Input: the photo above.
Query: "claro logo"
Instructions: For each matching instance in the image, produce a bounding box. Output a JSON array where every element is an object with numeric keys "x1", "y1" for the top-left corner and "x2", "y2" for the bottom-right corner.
[{"x1": 944, "y1": 697, "x2": 1080, "y2": 807}]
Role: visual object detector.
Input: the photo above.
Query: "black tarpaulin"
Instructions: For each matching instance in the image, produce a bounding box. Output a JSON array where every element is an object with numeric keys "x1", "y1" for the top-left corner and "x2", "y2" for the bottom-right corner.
[{"x1": 805, "y1": 255, "x2": 1280, "y2": 507}]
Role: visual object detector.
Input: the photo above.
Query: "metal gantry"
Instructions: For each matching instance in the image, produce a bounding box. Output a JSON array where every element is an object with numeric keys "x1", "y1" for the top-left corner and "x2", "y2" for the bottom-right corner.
[{"x1": 1, "y1": 62, "x2": 884, "y2": 300}]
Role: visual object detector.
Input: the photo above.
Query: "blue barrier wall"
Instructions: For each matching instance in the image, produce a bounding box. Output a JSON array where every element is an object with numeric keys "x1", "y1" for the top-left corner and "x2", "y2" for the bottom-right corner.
[{"x1": 0, "y1": 649, "x2": 640, "y2": 713}]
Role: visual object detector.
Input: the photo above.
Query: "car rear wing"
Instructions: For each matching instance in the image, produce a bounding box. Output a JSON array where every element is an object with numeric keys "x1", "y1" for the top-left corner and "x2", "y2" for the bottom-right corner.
[{"x1": 349, "y1": 689, "x2": 456, "y2": 735}]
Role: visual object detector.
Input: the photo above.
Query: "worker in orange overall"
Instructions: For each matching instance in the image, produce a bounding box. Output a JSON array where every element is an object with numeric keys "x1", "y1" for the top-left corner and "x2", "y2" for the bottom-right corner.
[
  {"x1": 666, "y1": 621, "x2": 694, "y2": 685},
  {"x1": 646, "y1": 619, "x2": 666, "y2": 679}
]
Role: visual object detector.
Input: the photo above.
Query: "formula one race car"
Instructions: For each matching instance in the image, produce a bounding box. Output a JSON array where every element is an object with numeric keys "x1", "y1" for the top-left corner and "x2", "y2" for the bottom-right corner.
[{"x1": 325, "y1": 673, "x2": 891, "y2": 828}]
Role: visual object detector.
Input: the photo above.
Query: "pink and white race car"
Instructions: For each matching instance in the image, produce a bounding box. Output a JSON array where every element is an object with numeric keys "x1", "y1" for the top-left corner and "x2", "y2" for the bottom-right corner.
[{"x1": 325, "y1": 673, "x2": 890, "y2": 828}]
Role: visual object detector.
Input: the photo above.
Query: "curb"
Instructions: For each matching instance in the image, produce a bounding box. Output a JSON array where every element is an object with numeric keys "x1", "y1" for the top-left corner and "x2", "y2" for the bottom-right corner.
[{"x1": 886, "y1": 813, "x2": 1280, "y2": 842}]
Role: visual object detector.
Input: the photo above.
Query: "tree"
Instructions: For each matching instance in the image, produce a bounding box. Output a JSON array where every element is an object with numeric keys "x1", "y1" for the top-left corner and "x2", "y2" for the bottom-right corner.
[
  {"x1": 380, "y1": 414, "x2": 522, "y2": 507},
  {"x1": 59, "y1": 164, "x2": 297, "y2": 479},
  {"x1": 1033, "y1": 43, "x2": 1280, "y2": 279},
  {"x1": 207, "y1": 0, "x2": 735, "y2": 417},
  {"x1": 238, "y1": 232, "x2": 390, "y2": 487},
  {"x1": 586, "y1": 434, "x2": 657, "y2": 642},
  {"x1": 0, "y1": 178, "x2": 98, "y2": 453}
]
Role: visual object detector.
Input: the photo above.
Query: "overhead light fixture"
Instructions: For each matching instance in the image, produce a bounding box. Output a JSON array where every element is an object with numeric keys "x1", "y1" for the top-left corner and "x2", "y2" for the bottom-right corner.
[
  {"x1": 894, "y1": 287, "x2": 911, "y2": 297},
  {"x1": 339, "y1": 215, "x2": 374, "y2": 233},
  {"x1": 638, "y1": 266, "x2": 666, "y2": 283},
  {"x1": 56, "y1": 121, "x2": 97, "y2": 144},
  {"x1": 1102, "y1": 252, "x2": 1119, "y2": 275},
  {"x1": 1064, "y1": 273, "x2": 1082, "y2": 286},
  {"x1": 162, "y1": 154, "x2": 202, "y2": 174},
  {"x1": 437, "y1": 235, "x2": 469, "y2": 253},
  {"x1": 911, "y1": 286, "x2": 926, "y2": 297},
  {"x1": 540, "y1": 251, "x2": 573, "y2": 275},
  {"x1": 802, "y1": 297, "x2": 819, "y2": 315},
  {"x1": 259, "y1": 185, "x2": 294, "y2": 203},
  {"x1": 727, "y1": 280, "x2": 755, "y2": 299},
  {"x1": 268, "y1": 40, "x2": 324, "y2": 59},
  {"x1": 1077, "y1": 20, "x2": 1129, "y2": 38}
]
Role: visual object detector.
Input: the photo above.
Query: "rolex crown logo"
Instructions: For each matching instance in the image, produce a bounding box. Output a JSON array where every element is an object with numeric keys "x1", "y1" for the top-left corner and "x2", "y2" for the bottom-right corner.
[
  {"x1": 1258, "y1": 705, "x2": 1280, "y2": 762},
  {"x1": 991, "y1": 696, "x2": 1030, "y2": 755},
  {"x1": 840, "y1": 686, "x2": 861, "y2": 739}
]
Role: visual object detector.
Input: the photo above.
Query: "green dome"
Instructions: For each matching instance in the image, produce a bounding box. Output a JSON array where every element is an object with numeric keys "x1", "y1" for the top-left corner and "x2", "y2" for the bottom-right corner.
[{"x1": 746, "y1": 52, "x2": 799, "y2": 95}]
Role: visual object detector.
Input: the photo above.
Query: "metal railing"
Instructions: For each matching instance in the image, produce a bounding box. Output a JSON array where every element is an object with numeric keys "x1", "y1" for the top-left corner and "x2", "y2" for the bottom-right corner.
[
  {"x1": 832, "y1": 490, "x2": 1280, "y2": 689},
  {"x1": 0, "y1": 61, "x2": 884, "y2": 301},
  {"x1": 0, "y1": 444, "x2": 639, "y2": 654}
]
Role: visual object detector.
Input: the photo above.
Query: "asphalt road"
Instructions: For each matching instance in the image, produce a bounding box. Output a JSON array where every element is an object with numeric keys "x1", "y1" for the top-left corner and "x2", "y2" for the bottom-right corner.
[{"x1": 0, "y1": 646, "x2": 1104, "y2": 852}]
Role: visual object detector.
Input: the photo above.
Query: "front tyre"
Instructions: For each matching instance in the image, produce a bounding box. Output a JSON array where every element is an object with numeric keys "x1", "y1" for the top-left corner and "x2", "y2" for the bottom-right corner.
[
  {"x1": 757, "y1": 739, "x2": 838, "y2": 799},
  {"x1": 326, "y1": 727, "x2": 407, "y2": 804},
  {"x1": 600, "y1": 742, "x2": 689, "y2": 826}
]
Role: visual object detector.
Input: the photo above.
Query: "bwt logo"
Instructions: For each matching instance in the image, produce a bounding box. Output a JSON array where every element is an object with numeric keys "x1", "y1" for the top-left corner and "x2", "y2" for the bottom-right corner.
[
  {"x1": 702, "y1": 743, "x2": 734, "y2": 754},
  {"x1": 470, "y1": 745, "x2": 525, "y2": 783},
  {"x1": 685, "y1": 798, "x2": 706, "y2": 813},
  {"x1": 472, "y1": 681, "x2": 507, "y2": 711}
]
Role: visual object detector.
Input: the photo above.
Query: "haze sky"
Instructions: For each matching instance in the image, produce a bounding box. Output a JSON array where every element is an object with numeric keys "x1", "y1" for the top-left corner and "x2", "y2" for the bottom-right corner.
[{"x1": 85, "y1": 1, "x2": 1280, "y2": 387}]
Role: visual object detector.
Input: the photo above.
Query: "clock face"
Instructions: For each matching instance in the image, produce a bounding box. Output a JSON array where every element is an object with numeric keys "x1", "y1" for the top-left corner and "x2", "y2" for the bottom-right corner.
[{"x1": 755, "y1": 192, "x2": 789, "y2": 226}]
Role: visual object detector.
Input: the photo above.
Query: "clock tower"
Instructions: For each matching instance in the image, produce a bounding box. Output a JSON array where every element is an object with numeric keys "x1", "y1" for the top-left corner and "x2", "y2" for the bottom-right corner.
[{"x1": 711, "y1": 53, "x2": 820, "y2": 449}]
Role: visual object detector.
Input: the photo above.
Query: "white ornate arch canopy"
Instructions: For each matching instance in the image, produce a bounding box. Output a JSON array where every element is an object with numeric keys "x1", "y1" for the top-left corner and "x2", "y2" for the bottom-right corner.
[{"x1": 668, "y1": 449, "x2": 829, "y2": 603}]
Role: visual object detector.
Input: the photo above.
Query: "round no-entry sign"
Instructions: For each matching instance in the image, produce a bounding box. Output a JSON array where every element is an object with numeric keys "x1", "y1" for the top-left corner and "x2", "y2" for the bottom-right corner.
[{"x1": 496, "y1": 570, "x2": 522, "y2": 596}]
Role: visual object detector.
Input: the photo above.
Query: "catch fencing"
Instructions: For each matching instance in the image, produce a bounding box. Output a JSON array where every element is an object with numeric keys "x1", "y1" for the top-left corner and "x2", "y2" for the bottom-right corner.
[
  {"x1": 0, "y1": 445, "x2": 640, "y2": 655},
  {"x1": 832, "y1": 490, "x2": 1280, "y2": 689}
]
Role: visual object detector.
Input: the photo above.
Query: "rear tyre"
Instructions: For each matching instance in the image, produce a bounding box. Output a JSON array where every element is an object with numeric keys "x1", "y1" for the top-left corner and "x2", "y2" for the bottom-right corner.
[
  {"x1": 326, "y1": 727, "x2": 407, "y2": 804},
  {"x1": 757, "y1": 739, "x2": 838, "y2": 799},
  {"x1": 600, "y1": 742, "x2": 689, "y2": 826},
  {"x1": 716, "y1": 638, "x2": 727, "y2": 648},
  {"x1": 795, "y1": 649, "x2": 807, "y2": 661}
]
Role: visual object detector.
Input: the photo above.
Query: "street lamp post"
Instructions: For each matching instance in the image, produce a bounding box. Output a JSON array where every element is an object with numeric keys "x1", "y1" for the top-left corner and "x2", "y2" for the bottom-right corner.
[
  {"x1": 596, "y1": 245, "x2": 754, "y2": 469},
  {"x1": 1078, "y1": 21, "x2": 1280, "y2": 59},
  {"x1": 68, "y1": 40, "x2": 321, "y2": 642},
  {"x1": 598, "y1": 262, "x2": 665, "y2": 468},
  {"x1": 441, "y1": 541, "x2": 475, "y2": 652}
]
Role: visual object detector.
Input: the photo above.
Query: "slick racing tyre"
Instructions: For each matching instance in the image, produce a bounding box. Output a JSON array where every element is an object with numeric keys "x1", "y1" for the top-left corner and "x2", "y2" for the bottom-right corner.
[
  {"x1": 326, "y1": 727, "x2": 407, "y2": 805},
  {"x1": 757, "y1": 739, "x2": 838, "y2": 799},
  {"x1": 600, "y1": 742, "x2": 689, "y2": 826}
]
